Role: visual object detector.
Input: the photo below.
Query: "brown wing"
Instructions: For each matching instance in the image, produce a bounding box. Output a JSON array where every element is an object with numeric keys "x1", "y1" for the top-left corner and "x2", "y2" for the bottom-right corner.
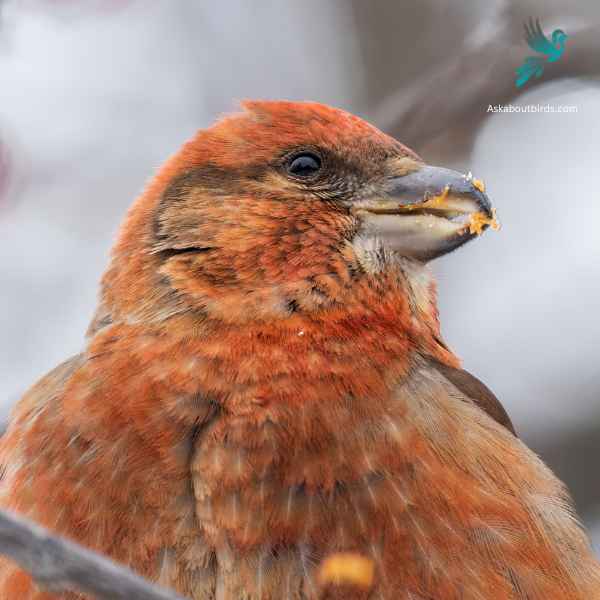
[{"x1": 429, "y1": 359, "x2": 516, "y2": 436}]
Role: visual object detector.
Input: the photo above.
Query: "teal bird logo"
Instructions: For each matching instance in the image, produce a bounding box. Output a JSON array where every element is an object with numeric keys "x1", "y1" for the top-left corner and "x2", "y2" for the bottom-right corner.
[{"x1": 515, "y1": 19, "x2": 568, "y2": 88}]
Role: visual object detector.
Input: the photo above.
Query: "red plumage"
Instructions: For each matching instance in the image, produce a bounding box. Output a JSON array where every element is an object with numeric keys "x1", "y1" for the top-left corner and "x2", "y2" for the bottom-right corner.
[{"x1": 0, "y1": 101, "x2": 598, "y2": 599}]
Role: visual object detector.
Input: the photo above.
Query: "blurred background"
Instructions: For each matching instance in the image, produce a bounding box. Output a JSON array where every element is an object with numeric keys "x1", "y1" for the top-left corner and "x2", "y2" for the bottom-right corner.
[{"x1": 0, "y1": 0, "x2": 599, "y2": 549}]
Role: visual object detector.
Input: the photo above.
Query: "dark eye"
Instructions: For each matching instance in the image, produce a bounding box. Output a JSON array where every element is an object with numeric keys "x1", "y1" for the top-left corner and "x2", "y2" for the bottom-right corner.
[{"x1": 287, "y1": 152, "x2": 322, "y2": 178}]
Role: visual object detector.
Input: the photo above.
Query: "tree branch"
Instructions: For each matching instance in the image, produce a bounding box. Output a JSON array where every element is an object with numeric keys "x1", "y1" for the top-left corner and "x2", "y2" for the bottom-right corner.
[
  {"x1": 371, "y1": 6, "x2": 600, "y2": 161},
  {"x1": 0, "y1": 510, "x2": 186, "y2": 600}
]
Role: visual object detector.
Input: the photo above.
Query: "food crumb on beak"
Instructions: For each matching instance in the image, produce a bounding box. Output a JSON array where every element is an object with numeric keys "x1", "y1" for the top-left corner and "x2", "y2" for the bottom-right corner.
[
  {"x1": 472, "y1": 178, "x2": 485, "y2": 193},
  {"x1": 469, "y1": 208, "x2": 500, "y2": 235},
  {"x1": 405, "y1": 185, "x2": 450, "y2": 211},
  {"x1": 428, "y1": 185, "x2": 450, "y2": 206}
]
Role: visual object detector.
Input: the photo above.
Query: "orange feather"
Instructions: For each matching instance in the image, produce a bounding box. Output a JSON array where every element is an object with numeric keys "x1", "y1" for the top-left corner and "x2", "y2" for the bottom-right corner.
[{"x1": 0, "y1": 101, "x2": 597, "y2": 599}]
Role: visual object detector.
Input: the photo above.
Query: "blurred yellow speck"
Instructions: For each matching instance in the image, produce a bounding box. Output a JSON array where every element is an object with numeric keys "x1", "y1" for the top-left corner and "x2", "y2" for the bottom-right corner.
[{"x1": 318, "y1": 552, "x2": 375, "y2": 589}]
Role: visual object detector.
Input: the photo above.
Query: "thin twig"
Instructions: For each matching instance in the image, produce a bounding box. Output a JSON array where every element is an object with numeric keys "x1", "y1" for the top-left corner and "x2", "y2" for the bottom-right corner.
[{"x1": 0, "y1": 509, "x2": 186, "y2": 600}]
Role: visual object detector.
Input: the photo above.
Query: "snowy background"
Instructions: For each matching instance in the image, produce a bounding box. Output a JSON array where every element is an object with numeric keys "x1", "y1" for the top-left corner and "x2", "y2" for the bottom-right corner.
[{"x1": 0, "y1": 0, "x2": 599, "y2": 549}]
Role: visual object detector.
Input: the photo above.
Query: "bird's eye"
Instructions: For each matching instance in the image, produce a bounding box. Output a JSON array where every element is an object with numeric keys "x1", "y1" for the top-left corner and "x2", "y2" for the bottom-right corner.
[{"x1": 287, "y1": 152, "x2": 322, "y2": 178}]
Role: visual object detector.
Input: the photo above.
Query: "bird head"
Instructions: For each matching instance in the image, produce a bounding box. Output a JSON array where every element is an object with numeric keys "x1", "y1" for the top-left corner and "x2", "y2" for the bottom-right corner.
[
  {"x1": 97, "y1": 101, "x2": 495, "y2": 328},
  {"x1": 552, "y1": 29, "x2": 568, "y2": 47}
]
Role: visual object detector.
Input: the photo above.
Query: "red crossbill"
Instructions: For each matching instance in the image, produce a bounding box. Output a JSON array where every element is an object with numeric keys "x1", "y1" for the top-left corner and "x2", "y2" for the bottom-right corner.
[{"x1": 0, "y1": 101, "x2": 598, "y2": 599}]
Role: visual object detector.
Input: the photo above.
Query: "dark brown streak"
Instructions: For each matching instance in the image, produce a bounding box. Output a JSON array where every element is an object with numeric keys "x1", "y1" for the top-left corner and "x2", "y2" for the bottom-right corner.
[
  {"x1": 156, "y1": 246, "x2": 214, "y2": 261},
  {"x1": 429, "y1": 359, "x2": 516, "y2": 436}
]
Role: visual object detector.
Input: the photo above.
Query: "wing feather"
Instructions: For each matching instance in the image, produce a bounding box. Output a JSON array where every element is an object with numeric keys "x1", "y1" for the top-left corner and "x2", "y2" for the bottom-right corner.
[
  {"x1": 525, "y1": 17, "x2": 555, "y2": 55},
  {"x1": 428, "y1": 358, "x2": 516, "y2": 435}
]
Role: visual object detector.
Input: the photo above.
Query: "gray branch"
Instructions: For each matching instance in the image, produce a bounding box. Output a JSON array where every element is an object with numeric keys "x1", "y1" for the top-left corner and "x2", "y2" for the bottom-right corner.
[
  {"x1": 371, "y1": 6, "x2": 600, "y2": 161},
  {"x1": 0, "y1": 509, "x2": 186, "y2": 600}
]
